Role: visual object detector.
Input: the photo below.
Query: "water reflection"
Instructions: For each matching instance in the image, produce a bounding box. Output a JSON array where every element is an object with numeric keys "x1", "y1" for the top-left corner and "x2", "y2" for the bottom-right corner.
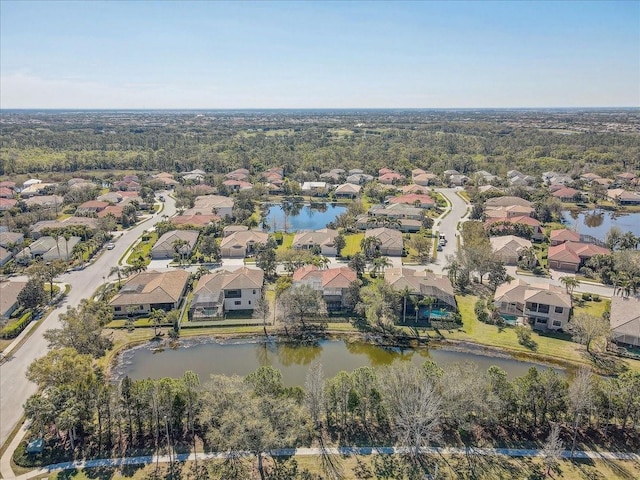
[
  {"x1": 584, "y1": 212, "x2": 604, "y2": 228},
  {"x1": 113, "y1": 338, "x2": 564, "y2": 386}
]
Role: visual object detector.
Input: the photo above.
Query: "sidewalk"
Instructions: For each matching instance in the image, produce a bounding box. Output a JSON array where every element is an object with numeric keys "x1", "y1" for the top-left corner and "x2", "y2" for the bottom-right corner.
[{"x1": 6, "y1": 445, "x2": 640, "y2": 479}]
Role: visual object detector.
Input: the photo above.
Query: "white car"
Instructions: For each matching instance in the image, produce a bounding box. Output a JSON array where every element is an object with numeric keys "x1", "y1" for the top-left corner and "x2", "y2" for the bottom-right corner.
[{"x1": 106, "y1": 243, "x2": 116, "y2": 250}]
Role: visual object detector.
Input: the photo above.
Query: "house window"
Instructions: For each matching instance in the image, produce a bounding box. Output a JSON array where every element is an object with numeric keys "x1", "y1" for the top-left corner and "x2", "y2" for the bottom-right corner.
[
  {"x1": 225, "y1": 289, "x2": 241, "y2": 299},
  {"x1": 234, "y1": 301, "x2": 241, "y2": 306},
  {"x1": 139, "y1": 305, "x2": 144, "y2": 310},
  {"x1": 114, "y1": 306, "x2": 122, "y2": 312},
  {"x1": 555, "y1": 306, "x2": 563, "y2": 314},
  {"x1": 253, "y1": 290, "x2": 256, "y2": 294},
  {"x1": 552, "y1": 320, "x2": 562, "y2": 327},
  {"x1": 248, "y1": 301, "x2": 251, "y2": 305},
  {"x1": 536, "y1": 317, "x2": 548, "y2": 324},
  {"x1": 538, "y1": 304, "x2": 549, "y2": 314}
]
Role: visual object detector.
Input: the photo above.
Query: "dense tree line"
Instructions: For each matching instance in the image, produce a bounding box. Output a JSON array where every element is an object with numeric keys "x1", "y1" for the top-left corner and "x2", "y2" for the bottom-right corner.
[
  {"x1": 2, "y1": 111, "x2": 638, "y2": 178},
  {"x1": 21, "y1": 300, "x2": 640, "y2": 479}
]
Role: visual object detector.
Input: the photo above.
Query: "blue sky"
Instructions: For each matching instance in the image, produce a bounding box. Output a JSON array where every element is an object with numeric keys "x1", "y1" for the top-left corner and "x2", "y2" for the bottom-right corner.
[{"x1": 1, "y1": 1, "x2": 638, "y2": 108}]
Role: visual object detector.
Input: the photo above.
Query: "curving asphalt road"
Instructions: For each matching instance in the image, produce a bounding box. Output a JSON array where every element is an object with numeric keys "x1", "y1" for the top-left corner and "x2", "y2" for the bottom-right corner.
[{"x1": 0, "y1": 194, "x2": 177, "y2": 449}]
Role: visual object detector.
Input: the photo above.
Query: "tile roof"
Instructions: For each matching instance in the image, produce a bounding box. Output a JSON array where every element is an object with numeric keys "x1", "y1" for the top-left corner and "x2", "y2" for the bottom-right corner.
[{"x1": 110, "y1": 270, "x2": 190, "y2": 307}]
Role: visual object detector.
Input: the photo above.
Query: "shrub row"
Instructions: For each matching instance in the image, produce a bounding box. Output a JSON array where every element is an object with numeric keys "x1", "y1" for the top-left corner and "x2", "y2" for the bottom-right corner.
[{"x1": 1, "y1": 311, "x2": 33, "y2": 339}]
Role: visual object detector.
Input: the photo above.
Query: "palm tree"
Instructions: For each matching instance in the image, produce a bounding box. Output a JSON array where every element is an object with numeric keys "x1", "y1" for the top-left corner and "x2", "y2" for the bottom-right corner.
[
  {"x1": 109, "y1": 266, "x2": 125, "y2": 288},
  {"x1": 370, "y1": 256, "x2": 391, "y2": 277},
  {"x1": 360, "y1": 236, "x2": 382, "y2": 260},
  {"x1": 172, "y1": 239, "x2": 190, "y2": 265},
  {"x1": 149, "y1": 309, "x2": 166, "y2": 337},
  {"x1": 400, "y1": 286, "x2": 413, "y2": 325},
  {"x1": 560, "y1": 276, "x2": 580, "y2": 296}
]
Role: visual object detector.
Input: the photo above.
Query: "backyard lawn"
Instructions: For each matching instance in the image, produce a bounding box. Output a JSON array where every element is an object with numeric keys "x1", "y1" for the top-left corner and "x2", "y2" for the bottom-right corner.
[
  {"x1": 439, "y1": 295, "x2": 634, "y2": 369},
  {"x1": 342, "y1": 233, "x2": 364, "y2": 257},
  {"x1": 126, "y1": 231, "x2": 157, "y2": 265}
]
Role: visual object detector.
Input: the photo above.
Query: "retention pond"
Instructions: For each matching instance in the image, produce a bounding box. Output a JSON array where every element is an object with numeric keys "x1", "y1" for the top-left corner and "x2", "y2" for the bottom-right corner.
[{"x1": 112, "y1": 338, "x2": 564, "y2": 385}]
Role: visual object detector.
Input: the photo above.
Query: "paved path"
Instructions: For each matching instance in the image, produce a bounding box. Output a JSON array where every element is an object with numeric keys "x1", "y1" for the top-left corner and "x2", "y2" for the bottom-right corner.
[
  {"x1": 0, "y1": 194, "x2": 177, "y2": 451},
  {"x1": 8, "y1": 445, "x2": 640, "y2": 479}
]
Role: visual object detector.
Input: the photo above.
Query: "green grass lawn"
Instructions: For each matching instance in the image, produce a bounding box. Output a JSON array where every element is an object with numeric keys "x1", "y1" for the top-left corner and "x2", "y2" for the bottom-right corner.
[
  {"x1": 574, "y1": 297, "x2": 610, "y2": 318},
  {"x1": 342, "y1": 233, "x2": 364, "y2": 257},
  {"x1": 442, "y1": 295, "x2": 640, "y2": 372},
  {"x1": 126, "y1": 232, "x2": 157, "y2": 265},
  {"x1": 276, "y1": 232, "x2": 294, "y2": 253}
]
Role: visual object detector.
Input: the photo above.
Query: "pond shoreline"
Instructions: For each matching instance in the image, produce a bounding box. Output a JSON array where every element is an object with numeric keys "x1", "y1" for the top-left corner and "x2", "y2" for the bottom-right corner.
[{"x1": 107, "y1": 329, "x2": 575, "y2": 383}]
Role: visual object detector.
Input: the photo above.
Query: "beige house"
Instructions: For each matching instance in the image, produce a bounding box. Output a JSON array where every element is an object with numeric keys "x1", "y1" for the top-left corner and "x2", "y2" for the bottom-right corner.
[
  {"x1": 0, "y1": 280, "x2": 27, "y2": 320},
  {"x1": 490, "y1": 235, "x2": 533, "y2": 265},
  {"x1": 110, "y1": 270, "x2": 190, "y2": 316},
  {"x1": 365, "y1": 227, "x2": 403, "y2": 256},
  {"x1": 494, "y1": 279, "x2": 571, "y2": 330},
  {"x1": 184, "y1": 195, "x2": 234, "y2": 218},
  {"x1": 333, "y1": 183, "x2": 361, "y2": 199},
  {"x1": 151, "y1": 230, "x2": 200, "y2": 260},
  {"x1": 292, "y1": 265, "x2": 357, "y2": 311},
  {"x1": 485, "y1": 196, "x2": 533, "y2": 208},
  {"x1": 190, "y1": 267, "x2": 264, "y2": 319},
  {"x1": 384, "y1": 267, "x2": 457, "y2": 322},
  {"x1": 220, "y1": 230, "x2": 269, "y2": 258},
  {"x1": 610, "y1": 296, "x2": 640, "y2": 347},
  {"x1": 292, "y1": 229, "x2": 339, "y2": 256}
]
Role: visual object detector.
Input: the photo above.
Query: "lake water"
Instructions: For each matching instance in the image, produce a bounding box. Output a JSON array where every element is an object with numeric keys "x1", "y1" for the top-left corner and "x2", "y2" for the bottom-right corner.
[
  {"x1": 561, "y1": 210, "x2": 640, "y2": 240},
  {"x1": 264, "y1": 203, "x2": 346, "y2": 232},
  {"x1": 112, "y1": 338, "x2": 563, "y2": 385}
]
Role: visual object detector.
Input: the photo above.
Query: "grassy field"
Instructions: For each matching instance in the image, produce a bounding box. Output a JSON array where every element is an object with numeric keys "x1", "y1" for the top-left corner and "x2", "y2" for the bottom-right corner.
[
  {"x1": 275, "y1": 232, "x2": 294, "y2": 253},
  {"x1": 440, "y1": 295, "x2": 640, "y2": 372},
  {"x1": 42, "y1": 453, "x2": 640, "y2": 480},
  {"x1": 574, "y1": 297, "x2": 610, "y2": 318},
  {"x1": 342, "y1": 232, "x2": 364, "y2": 257}
]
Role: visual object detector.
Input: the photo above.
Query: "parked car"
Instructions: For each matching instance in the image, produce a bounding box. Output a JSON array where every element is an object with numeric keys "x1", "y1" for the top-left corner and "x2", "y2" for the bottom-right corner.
[{"x1": 106, "y1": 243, "x2": 116, "y2": 250}]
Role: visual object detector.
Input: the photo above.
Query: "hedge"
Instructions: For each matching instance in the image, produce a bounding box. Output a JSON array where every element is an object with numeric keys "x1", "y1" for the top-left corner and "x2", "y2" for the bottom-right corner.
[{"x1": 1, "y1": 311, "x2": 33, "y2": 339}]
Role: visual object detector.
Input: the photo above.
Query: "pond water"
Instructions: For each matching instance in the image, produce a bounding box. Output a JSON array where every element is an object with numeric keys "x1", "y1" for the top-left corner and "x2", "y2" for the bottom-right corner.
[
  {"x1": 264, "y1": 203, "x2": 346, "y2": 232},
  {"x1": 561, "y1": 210, "x2": 640, "y2": 240},
  {"x1": 112, "y1": 338, "x2": 563, "y2": 386}
]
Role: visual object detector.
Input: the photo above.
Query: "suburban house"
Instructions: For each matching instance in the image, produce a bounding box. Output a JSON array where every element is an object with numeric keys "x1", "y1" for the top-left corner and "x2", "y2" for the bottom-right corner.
[
  {"x1": 402, "y1": 184, "x2": 431, "y2": 194},
  {"x1": 23, "y1": 195, "x2": 64, "y2": 209},
  {"x1": 478, "y1": 185, "x2": 501, "y2": 194},
  {"x1": 384, "y1": 267, "x2": 457, "y2": 322},
  {"x1": 292, "y1": 265, "x2": 357, "y2": 311},
  {"x1": 346, "y1": 173, "x2": 374, "y2": 185},
  {"x1": 547, "y1": 241, "x2": 610, "y2": 272},
  {"x1": 333, "y1": 183, "x2": 361, "y2": 199},
  {"x1": 550, "y1": 229, "x2": 580, "y2": 246},
  {"x1": 610, "y1": 295, "x2": 640, "y2": 348},
  {"x1": 378, "y1": 171, "x2": 405, "y2": 185},
  {"x1": 412, "y1": 173, "x2": 439, "y2": 186},
  {"x1": 292, "y1": 229, "x2": 339, "y2": 256},
  {"x1": 184, "y1": 195, "x2": 234, "y2": 218},
  {"x1": 0, "y1": 198, "x2": 17, "y2": 211},
  {"x1": 484, "y1": 205, "x2": 535, "y2": 219},
  {"x1": 0, "y1": 232, "x2": 25, "y2": 249},
  {"x1": 320, "y1": 172, "x2": 340, "y2": 184},
  {"x1": 607, "y1": 189, "x2": 640, "y2": 206},
  {"x1": 190, "y1": 267, "x2": 264, "y2": 320},
  {"x1": 365, "y1": 227, "x2": 403, "y2": 256},
  {"x1": 223, "y1": 179, "x2": 253, "y2": 192},
  {"x1": 301, "y1": 182, "x2": 329, "y2": 195},
  {"x1": 490, "y1": 235, "x2": 533, "y2": 265},
  {"x1": 0, "y1": 280, "x2": 27, "y2": 320},
  {"x1": 151, "y1": 230, "x2": 200, "y2": 260},
  {"x1": 171, "y1": 214, "x2": 219, "y2": 227},
  {"x1": 223, "y1": 225, "x2": 249, "y2": 237},
  {"x1": 110, "y1": 270, "x2": 190, "y2": 316},
  {"x1": 0, "y1": 187, "x2": 15, "y2": 198},
  {"x1": 494, "y1": 279, "x2": 571, "y2": 330},
  {"x1": 220, "y1": 230, "x2": 269, "y2": 258},
  {"x1": 388, "y1": 193, "x2": 435, "y2": 209},
  {"x1": 369, "y1": 203, "x2": 423, "y2": 220},
  {"x1": 485, "y1": 196, "x2": 533, "y2": 208},
  {"x1": 0, "y1": 247, "x2": 12, "y2": 267},
  {"x1": 615, "y1": 172, "x2": 637, "y2": 186},
  {"x1": 15, "y1": 236, "x2": 81, "y2": 264},
  {"x1": 484, "y1": 216, "x2": 544, "y2": 241},
  {"x1": 30, "y1": 217, "x2": 97, "y2": 238},
  {"x1": 449, "y1": 174, "x2": 470, "y2": 186},
  {"x1": 551, "y1": 187, "x2": 581, "y2": 202},
  {"x1": 76, "y1": 200, "x2": 109, "y2": 215}
]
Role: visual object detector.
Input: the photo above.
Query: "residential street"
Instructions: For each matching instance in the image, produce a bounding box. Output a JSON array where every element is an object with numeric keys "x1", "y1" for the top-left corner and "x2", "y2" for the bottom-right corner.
[
  {"x1": 430, "y1": 188, "x2": 469, "y2": 274},
  {"x1": 0, "y1": 194, "x2": 177, "y2": 448}
]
